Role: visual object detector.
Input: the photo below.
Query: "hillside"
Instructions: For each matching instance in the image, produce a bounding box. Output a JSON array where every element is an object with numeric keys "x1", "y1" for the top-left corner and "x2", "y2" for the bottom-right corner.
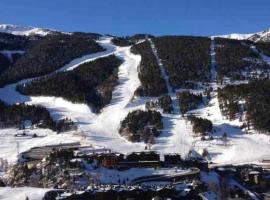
[{"x1": 0, "y1": 24, "x2": 270, "y2": 169}]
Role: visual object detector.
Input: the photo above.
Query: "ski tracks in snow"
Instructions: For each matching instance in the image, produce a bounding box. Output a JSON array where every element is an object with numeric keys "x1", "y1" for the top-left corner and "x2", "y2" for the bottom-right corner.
[{"x1": 148, "y1": 39, "x2": 193, "y2": 156}]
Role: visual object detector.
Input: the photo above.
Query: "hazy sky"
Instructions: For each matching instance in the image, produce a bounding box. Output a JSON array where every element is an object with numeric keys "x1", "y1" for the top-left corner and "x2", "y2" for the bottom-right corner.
[{"x1": 0, "y1": 0, "x2": 269, "y2": 36}]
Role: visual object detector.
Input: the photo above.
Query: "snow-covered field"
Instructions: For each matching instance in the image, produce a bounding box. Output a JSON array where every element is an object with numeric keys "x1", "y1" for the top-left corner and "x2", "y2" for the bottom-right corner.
[
  {"x1": 90, "y1": 166, "x2": 190, "y2": 184},
  {"x1": 0, "y1": 187, "x2": 49, "y2": 200},
  {"x1": 0, "y1": 128, "x2": 84, "y2": 164}
]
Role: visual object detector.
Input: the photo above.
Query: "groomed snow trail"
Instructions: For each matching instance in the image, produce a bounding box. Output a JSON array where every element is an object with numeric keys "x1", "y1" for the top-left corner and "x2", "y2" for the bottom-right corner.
[
  {"x1": 0, "y1": 38, "x2": 148, "y2": 160},
  {"x1": 148, "y1": 39, "x2": 193, "y2": 156},
  {"x1": 189, "y1": 38, "x2": 270, "y2": 165},
  {"x1": 0, "y1": 38, "x2": 122, "y2": 163},
  {"x1": 77, "y1": 45, "x2": 147, "y2": 153},
  {"x1": 0, "y1": 37, "x2": 193, "y2": 162},
  {"x1": 210, "y1": 37, "x2": 217, "y2": 82}
]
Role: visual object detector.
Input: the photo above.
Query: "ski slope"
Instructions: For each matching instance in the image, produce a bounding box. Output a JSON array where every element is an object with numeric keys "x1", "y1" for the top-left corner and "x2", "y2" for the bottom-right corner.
[
  {"x1": 0, "y1": 37, "x2": 120, "y2": 164},
  {"x1": 0, "y1": 38, "x2": 146, "y2": 163},
  {"x1": 1, "y1": 36, "x2": 270, "y2": 166},
  {"x1": 149, "y1": 39, "x2": 193, "y2": 156},
  {"x1": 187, "y1": 39, "x2": 270, "y2": 165},
  {"x1": 0, "y1": 37, "x2": 195, "y2": 161}
]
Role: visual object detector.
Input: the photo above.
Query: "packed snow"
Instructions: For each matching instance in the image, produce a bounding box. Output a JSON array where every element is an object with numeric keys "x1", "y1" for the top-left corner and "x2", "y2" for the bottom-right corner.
[
  {"x1": 0, "y1": 187, "x2": 49, "y2": 200},
  {"x1": 0, "y1": 128, "x2": 84, "y2": 164},
  {"x1": 187, "y1": 39, "x2": 270, "y2": 165},
  {"x1": 0, "y1": 37, "x2": 145, "y2": 164},
  {"x1": 89, "y1": 167, "x2": 190, "y2": 184},
  {"x1": 148, "y1": 38, "x2": 193, "y2": 156}
]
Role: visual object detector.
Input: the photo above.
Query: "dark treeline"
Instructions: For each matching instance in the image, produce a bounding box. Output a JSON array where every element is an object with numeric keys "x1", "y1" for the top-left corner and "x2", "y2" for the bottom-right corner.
[
  {"x1": 177, "y1": 91, "x2": 203, "y2": 114},
  {"x1": 0, "y1": 100, "x2": 54, "y2": 129},
  {"x1": 153, "y1": 36, "x2": 211, "y2": 88},
  {"x1": 131, "y1": 41, "x2": 167, "y2": 96},
  {"x1": 0, "y1": 53, "x2": 11, "y2": 75},
  {"x1": 129, "y1": 34, "x2": 154, "y2": 41},
  {"x1": 111, "y1": 34, "x2": 154, "y2": 47},
  {"x1": 72, "y1": 32, "x2": 102, "y2": 40},
  {"x1": 111, "y1": 37, "x2": 134, "y2": 47},
  {"x1": 187, "y1": 115, "x2": 213, "y2": 136},
  {"x1": 158, "y1": 95, "x2": 173, "y2": 113},
  {"x1": 0, "y1": 53, "x2": 24, "y2": 75},
  {"x1": 218, "y1": 79, "x2": 270, "y2": 133},
  {"x1": 17, "y1": 55, "x2": 122, "y2": 112},
  {"x1": 145, "y1": 95, "x2": 173, "y2": 114},
  {"x1": 0, "y1": 32, "x2": 32, "y2": 50},
  {"x1": 255, "y1": 42, "x2": 270, "y2": 57},
  {"x1": 0, "y1": 33, "x2": 105, "y2": 87},
  {"x1": 215, "y1": 38, "x2": 260, "y2": 82},
  {"x1": 119, "y1": 110, "x2": 163, "y2": 143}
]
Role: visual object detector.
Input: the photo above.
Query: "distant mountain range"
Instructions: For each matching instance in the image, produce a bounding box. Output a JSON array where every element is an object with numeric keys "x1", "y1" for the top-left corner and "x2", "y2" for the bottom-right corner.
[
  {"x1": 215, "y1": 28, "x2": 270, "y2": 42},
  {"x1": 0, "y1": 23, "x2": 269, "y2": 42},
  {"x1": 0, "y1": 23, "x2": 55, "y2": 36}
]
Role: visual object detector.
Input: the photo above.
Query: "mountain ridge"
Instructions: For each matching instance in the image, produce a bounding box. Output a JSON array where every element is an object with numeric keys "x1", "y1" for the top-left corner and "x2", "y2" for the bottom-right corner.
[
  {"x1": 0, "y1": 23, "x2": 55, "y2": 36},
  {"x1": 1, "y1": 23, "x2": 270, "y2": 42}
]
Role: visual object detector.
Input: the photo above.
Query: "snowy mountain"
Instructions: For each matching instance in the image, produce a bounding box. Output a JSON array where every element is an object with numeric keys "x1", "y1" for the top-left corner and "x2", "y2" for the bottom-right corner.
[
  {"x1": 248, "y1": 28, "x2": 270, "y2": 42},
  {"x1": 0, "y1": 23, "x2": 54, "y2": 36},
  {"x1": 215, "y1": 33, "x2": 253, "y2": 40},
  {"x1": 1, "y1": 23, "x2": 270, "y2": 168},
  {"x1": 216, "y1": 28, "x2": 270, "y2": 42}
]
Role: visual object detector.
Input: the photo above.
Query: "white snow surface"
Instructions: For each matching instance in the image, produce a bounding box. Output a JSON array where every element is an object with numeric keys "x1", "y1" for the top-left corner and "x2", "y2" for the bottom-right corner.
[
  {"x1": 248, "y1": 28, "x2": 270, "y2": 42},
  {"x1": 215, "y1": 33, "x2": 253, "y2": 40},
  {"x1": 148, "y1": 39, "x2": 193, "y2": 156},
  {"x1": 92, "y1": 167, "x2": 190, "y2": 184},
  {"x1": 214, "y1": 28, "x2": 270, "y2": 42},
  {"x1": 0, "y1": 128, "x2": 84, "y2": 164},
  {"x1": 0, "y1": 24, "x2": 53, "y2": 36},
  {"x1": 0, "y1": 187, "x2": 49, "y2": 200},
  {"x1": 0, "y1": 37, "x2": 145, "y2": 163},
  {"x1": 188, "y1": 40, "x2": 270, "y2": 165}
]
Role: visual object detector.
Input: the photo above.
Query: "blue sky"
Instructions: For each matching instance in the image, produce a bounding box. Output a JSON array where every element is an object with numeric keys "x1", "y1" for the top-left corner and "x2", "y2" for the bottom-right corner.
[{"x1": 0, "y1": 0, "x2": 269, "y2": 36}]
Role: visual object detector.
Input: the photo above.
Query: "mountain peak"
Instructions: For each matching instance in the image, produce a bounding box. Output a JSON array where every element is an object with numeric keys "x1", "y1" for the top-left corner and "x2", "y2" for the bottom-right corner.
[
  {"x1": 248, "y1": 28, "x2": 270, "y2": 42},
  {"x1": 0, "y1": 23, "x2": 53, "y2": 36}
]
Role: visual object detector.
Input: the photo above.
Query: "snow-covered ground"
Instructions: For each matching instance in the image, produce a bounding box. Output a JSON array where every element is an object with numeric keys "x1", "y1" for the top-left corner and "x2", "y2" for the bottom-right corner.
[
  {"x1": 214, "y1": 33, "x2": 253, "y2": 40},
  {"x1": 0, "y1": 187, "x2": 50, "y2": 200},
  {"x1": 0, "y1": 128, "x2": 84, "y2": 164},
  {"x1": 187, "y1": 39, "x2": 270, "y2": 165},
  {"x1": 0, "y1": 37, "x2": 145, "y2": 162},
  {"x1": 1, "y1": 36, "x2": 270, "y2": 167},
  {"x1": 149, "y1": 39, "x2": 193, "y2": 156},
  {"x1": 91, "y1": 167, "x2": 190, "y2": 184}
]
